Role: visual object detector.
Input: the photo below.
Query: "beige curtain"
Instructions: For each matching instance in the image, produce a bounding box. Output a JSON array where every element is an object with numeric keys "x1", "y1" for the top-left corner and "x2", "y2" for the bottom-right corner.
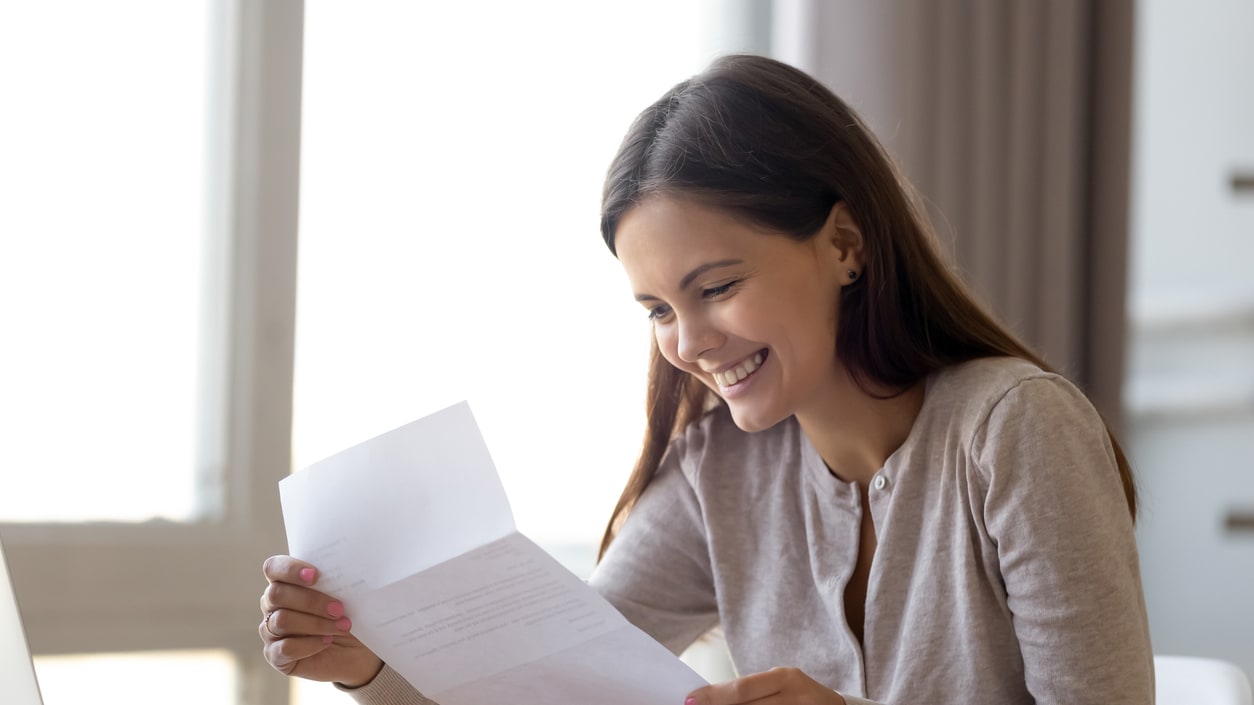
[{"x1": 775, "y1": 0, "x2": 1134, "y2": 430}]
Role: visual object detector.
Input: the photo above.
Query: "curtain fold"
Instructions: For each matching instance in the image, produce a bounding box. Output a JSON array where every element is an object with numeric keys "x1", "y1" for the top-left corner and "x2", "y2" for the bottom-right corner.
[{"x1": 775, "y1": 0, "x2": 1133, "y2": 429}]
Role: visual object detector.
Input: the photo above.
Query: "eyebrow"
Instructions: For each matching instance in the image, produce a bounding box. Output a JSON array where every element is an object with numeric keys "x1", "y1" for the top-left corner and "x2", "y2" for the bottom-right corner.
[{"x1": 634, "y1": 259, "x2": 745, "y2": 301}]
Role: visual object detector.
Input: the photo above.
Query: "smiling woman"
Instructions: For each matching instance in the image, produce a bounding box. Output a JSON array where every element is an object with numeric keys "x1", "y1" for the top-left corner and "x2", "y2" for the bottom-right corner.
[
  {"x1": 584, "y1": 53, "x2": 1151, "y2": 705},
  {"x1": 615, "y1": 197, "x2": 854, "y2": 432}
]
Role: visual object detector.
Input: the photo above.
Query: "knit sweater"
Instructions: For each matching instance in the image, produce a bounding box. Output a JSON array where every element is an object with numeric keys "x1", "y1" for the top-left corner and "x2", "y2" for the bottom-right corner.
[{"x1": 342, "y1": 357, "x2": 1155, "y2": 704}]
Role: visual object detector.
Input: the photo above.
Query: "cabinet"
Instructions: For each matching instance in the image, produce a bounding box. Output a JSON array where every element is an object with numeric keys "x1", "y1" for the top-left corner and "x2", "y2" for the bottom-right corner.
[{"x1": 1126, "y1": 0, "x2": 1254, "y2": 677}]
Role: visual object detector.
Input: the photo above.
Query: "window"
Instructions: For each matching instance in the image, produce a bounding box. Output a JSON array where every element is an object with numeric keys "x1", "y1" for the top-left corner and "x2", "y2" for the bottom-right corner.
[
  {"x1": 0, "y1": 0, "x2": 214, "y2": 524},
  {"x1": 33, "y1": 651, "x2": 236, "y2": 705},
  {"x1": 1, "y1": 2, "x2": 300, "y2": 704}
]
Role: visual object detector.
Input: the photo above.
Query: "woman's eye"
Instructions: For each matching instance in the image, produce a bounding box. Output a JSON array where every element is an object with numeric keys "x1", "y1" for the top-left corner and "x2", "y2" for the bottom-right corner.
[
  {"x1": 702, "y1": 281, "x2": 739, "y2": 298},
  {"x1": 647, "y1": 304, "x2": 672, "y2": 321}
]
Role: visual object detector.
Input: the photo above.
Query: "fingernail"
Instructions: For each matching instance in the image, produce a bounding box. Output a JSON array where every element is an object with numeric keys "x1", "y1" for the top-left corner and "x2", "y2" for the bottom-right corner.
[
  {"x1": 327, "y1": 601, "x2": 345, "y2": 618},
  {"x1": 686, "y1": 698, "x2": 697, "y2": 705},
  {"x1": 300, "y1": 568, "x2": 316, "y2": 584},
  {"x1": 335, "y1": 618, "x2": 351, "y2": 631},
  {"x1": 322, "y1": 635, "x2": 334, "y2": 644}
]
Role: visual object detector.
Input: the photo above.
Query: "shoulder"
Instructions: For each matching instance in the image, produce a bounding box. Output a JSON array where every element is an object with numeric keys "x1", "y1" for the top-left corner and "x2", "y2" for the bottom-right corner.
[
  {"x1": 927, "y1": 356, "x2": 1095, "y2": 428},
  {"x1": 927, "y1": 357, "x2": 1116, "y2": 487},
  {"x1": 917, "y1": 357, "x2": 1107, "y2": 465},
  {"x1": 929, "y1": 356, "x2": 1057, "y2": 403}
]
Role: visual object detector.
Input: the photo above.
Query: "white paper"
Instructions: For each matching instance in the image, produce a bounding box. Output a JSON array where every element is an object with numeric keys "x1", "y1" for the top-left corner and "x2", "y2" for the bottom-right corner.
[{"x1": 280, "y1": 401, "x2": 707, "y2": 705}]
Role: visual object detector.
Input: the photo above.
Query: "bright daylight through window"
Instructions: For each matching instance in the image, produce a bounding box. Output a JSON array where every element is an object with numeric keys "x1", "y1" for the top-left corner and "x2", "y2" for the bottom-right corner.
[
  {"x1": 0, "y1": 3, "x2": 214, "y2": 522},
  {"x1": 293, "y1": 1, "x2": 738, "y2": 574}
]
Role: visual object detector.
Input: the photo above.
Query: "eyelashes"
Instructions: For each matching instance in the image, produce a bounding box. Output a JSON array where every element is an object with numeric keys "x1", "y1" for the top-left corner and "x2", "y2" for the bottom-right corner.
[
  {"x1": 645, "y1": 280, "x2": 742, "y2": 322},
  {"x1": 701, "y1": 280, "x2": 740, "y2": 298}
]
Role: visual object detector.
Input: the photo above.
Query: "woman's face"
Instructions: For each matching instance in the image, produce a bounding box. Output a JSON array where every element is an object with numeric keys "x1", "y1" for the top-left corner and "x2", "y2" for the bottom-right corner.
[{"x1": 615, "y1": 195, "x2": 863, "y2": 432}]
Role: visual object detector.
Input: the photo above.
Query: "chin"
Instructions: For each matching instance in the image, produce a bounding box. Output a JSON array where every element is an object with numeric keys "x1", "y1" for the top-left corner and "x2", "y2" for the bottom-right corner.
[{"x1": 726, "y1": 404, "x2": 789, "y2": 434}]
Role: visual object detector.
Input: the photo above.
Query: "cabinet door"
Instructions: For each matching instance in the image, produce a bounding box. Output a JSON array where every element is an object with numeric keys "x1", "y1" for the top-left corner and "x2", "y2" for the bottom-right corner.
[{"x1": 1126, "y1": 0, "x2": 1254, "y2": 679}]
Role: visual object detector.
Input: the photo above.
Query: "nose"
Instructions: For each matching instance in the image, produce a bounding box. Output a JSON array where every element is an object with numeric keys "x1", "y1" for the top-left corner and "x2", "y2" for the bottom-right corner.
[{"x1": 675, "y1": 312, "x2": 723, "y2": 363}]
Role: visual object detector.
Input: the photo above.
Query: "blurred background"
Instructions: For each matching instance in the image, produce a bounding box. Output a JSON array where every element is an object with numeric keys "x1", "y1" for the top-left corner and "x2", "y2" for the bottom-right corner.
[{"x1": 0, "y1": 1, "x2": 1249, "y2": 703}]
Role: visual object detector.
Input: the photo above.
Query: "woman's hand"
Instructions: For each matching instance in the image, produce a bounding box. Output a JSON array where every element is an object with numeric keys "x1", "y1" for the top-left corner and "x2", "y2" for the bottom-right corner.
[
  {"x1": 686, "y1": 668, "x2": 847, "y2": 705},
  {"x1": 259, "y1": 555, "x2": 384, "y2": 688}
]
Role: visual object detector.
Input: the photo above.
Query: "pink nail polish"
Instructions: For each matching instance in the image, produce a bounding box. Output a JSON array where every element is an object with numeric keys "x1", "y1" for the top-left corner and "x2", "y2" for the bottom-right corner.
[
  {"x1": 327, "y1": 602, "x2": 345, "y2": 618},
  {"x1": 322, "y1": 634, "x2": 334, "y2": 644},
  {"x1": 336, "y1": 618, "x2": 351, "y2": 631},
  {"x1": 300, "y1": 568, "x2": 316, "y2": 584},
  {"x1": 685, "y1": 698, "x2": 697, "y2": 705}
]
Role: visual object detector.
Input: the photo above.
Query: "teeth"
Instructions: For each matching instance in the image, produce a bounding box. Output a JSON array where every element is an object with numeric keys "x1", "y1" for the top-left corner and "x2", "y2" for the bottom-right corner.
[{"x1": 713, "y1": 352, "x2": 765, "y2": 387}]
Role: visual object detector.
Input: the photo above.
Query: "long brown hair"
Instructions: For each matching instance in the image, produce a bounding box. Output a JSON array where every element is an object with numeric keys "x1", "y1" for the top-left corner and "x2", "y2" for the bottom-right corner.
[{"x1": 597, "y1": 54, "x2": 1135, "y2": 559}]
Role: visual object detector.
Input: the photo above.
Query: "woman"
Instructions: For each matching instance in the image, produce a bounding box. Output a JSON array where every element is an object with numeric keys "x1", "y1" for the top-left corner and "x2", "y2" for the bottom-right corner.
[{"x1": 260, "y1": 54, "x2": 1154, "y2": 704}]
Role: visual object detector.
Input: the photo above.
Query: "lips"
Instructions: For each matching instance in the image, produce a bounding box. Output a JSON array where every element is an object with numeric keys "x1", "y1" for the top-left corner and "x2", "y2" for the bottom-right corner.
[{"x1": 711, "y1": 351, "x2": 766, "y2": 388}]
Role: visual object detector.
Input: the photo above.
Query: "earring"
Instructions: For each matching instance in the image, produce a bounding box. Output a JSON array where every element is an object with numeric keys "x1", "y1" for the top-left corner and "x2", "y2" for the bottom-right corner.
[{"x1": 847, "y1": 269, "x2": 859, "y2": 281}]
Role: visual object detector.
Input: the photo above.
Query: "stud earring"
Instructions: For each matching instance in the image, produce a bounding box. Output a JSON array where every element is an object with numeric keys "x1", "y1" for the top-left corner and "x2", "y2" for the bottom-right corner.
[{"x1": 847, "y1": 269, "x2": 859, "y2": 281}]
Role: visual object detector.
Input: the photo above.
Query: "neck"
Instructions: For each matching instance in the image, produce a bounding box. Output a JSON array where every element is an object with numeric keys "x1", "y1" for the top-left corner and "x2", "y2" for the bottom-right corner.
[{"x1": 795, "y1": 369, "x2": 926, "y2": 486}]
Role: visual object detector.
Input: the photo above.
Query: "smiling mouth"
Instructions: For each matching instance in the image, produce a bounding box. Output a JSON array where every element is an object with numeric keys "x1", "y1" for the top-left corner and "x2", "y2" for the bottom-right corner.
[{"x1": 712, "y1": 350, "x2": 767, "y2": 388}]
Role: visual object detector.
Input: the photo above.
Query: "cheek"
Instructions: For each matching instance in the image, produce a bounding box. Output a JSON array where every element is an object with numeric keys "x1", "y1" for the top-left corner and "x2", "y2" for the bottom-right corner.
[
  {"x1": 778, "y1": 291, "x2": 840, "y2": 366},
  {"x1": 791, "y1": 278, "x2": 841, "y2": 339}
]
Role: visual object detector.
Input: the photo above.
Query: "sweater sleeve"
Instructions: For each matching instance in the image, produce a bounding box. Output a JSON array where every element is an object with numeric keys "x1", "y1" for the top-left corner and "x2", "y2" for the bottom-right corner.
[
  {"x1": 973, "y1": 376, "x2": 1155, "y2": 704},
  {"x1": 588, "y1": 436, "x2": 721, "y2": 655},
  {"x1": 334, "y1": 664, "x2": 437, "y2": 705}
]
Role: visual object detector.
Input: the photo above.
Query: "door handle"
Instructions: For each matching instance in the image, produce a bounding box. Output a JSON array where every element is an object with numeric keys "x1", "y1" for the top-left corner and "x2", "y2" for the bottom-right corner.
[{"x1": 1225, "y1": 510, "x2": 1254, "y2": 534}]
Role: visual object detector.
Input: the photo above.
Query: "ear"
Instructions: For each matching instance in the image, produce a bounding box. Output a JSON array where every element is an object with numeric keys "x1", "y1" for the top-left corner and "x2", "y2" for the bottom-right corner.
[{"x1": 819, "y1": 201, "x2": 865, "y2": 285}]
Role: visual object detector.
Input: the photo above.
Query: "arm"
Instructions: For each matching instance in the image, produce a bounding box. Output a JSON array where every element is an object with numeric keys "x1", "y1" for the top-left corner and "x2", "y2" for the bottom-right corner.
[{"x1": 975, "y1": 377, "x2": 1154, "y2": 704}]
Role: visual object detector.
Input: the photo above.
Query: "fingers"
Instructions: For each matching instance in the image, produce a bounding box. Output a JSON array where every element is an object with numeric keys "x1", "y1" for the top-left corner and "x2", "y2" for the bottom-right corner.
[
  {"x1": 688, "y1": 669, "x2": 781, "y2": 704},
  {"x1": 261, "y1": 575, "x2": 341, "y2": 614},
  {"x1": 261, "y1": 599, "x2": 352, "y2": 641},
  {"x1": 259, "y1": 555, "x2": 338, "y2": 623},
  {"x1": 262, "y1": 555, "x2": 319, "y2": 586},
  {"x1": 260, "y1": 631, "x2": 336, "y2": 675},
  {"x1": 259, "y1": 555, "x2": 349, "y2": 642}
]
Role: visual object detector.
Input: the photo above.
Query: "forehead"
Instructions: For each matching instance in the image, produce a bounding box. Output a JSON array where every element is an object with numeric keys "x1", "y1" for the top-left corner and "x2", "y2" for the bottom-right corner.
[
  {"x1": 616, "y1": 195, "x2": 747, "y2": 249},
  {"x1": 614, "y1": 196, "x2": 773, "y2": 278}
]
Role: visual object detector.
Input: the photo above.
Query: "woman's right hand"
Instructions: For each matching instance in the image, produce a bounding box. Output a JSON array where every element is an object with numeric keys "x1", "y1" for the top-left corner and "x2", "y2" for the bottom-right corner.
[{"x1": 259, "y1": 555, "x2": 384, "y2": 688}]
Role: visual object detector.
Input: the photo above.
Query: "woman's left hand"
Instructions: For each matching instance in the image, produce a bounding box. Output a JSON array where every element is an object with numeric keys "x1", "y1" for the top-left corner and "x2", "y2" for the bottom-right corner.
[{"x1": 685, "y1": 667, "x2": 847, "y2": 705}]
